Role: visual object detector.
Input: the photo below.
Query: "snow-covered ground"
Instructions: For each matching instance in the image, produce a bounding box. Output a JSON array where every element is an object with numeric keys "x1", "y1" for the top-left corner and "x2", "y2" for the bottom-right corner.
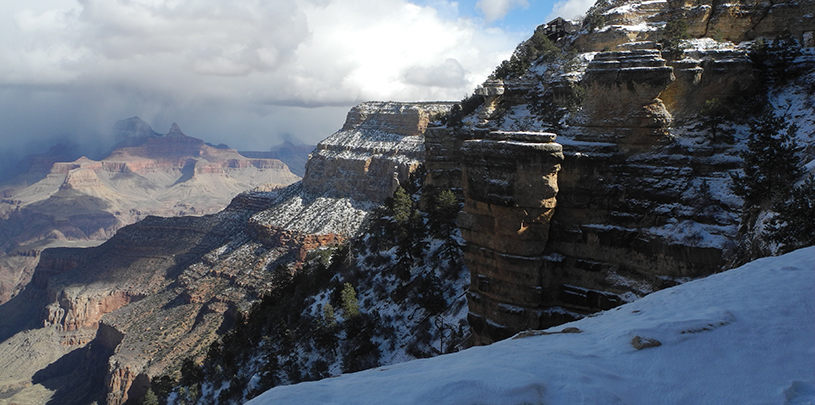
[{"x1": 247, "y1": 247, "x2": 815, "y2": 405}]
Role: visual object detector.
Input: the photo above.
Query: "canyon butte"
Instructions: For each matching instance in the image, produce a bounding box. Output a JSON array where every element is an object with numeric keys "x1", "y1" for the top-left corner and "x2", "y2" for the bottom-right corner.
[{"x1": 0, "y1": 0, "x2": 813, "y2": 403}]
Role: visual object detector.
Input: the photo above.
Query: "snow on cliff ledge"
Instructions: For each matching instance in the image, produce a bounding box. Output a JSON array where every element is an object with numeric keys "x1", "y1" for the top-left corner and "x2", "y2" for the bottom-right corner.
[{"x1": 248, "y1": 247, "x2": 815, "y2": 405}]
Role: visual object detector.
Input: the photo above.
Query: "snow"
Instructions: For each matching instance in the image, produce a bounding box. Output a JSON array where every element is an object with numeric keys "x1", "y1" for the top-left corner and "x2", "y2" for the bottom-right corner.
[
  {"x1": 642, "y1": 219, "x2": 732, "y2": 248},
  {"x1": 249, "y1": 183, "x2": 376, "y2": 235},
  {"x1": 247, "y1": 247, "x2": 815, "y2": 405}
]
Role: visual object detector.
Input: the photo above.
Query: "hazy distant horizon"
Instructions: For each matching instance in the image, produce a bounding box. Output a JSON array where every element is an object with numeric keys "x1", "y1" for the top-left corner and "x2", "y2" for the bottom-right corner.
[{"x1": 0, "y1": 0, "x2": 594, "y2": 171}]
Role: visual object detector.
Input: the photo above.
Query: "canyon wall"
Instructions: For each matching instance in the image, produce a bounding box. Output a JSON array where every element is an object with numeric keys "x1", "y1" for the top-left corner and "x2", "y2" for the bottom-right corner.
[{"x1": 424, "y1": 9, "x2": 805, "y2": 343}]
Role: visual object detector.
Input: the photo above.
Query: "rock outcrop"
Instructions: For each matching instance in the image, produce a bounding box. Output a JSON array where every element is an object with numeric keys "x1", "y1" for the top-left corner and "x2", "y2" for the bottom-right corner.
[
  {"x1": 303, "y1": 102, "x2": 453, "y2": 202},
  {"x1": 458, "y1": 131, "x2": 564, "y2": 344},
  {"x1": 574, "y1": 0, "x2": 814, "y2": 52},
  {"x1": 575, "y1": 45, "x2": 675, "y2": 149}
]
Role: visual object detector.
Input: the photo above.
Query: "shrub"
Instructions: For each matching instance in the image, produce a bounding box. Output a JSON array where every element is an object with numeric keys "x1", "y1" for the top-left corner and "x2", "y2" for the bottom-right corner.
[
  {"x1": 661, "y1": 19, "x2": 690, "y2": 54},
  {"x1": 491, "y1": 26, "x2": 565, "y2": 80}
]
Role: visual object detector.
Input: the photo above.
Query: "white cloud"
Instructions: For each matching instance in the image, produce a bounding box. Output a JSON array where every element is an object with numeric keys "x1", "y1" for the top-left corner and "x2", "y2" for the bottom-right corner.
[
  {"x1": 547, "y1": 0, "x2": 595, "y2": 21},
  {"x1": 0, "y1": 0, "x2": 523, "y2": 157},
  {"x1": 475, "y1": 0, "x2": 528, "y2": 23}
]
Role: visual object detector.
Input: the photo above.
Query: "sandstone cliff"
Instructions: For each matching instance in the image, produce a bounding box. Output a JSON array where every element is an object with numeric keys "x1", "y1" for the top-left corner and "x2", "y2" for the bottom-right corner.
[{"x1": 424, "y1": 0, "x2": 814, "y2": 344}]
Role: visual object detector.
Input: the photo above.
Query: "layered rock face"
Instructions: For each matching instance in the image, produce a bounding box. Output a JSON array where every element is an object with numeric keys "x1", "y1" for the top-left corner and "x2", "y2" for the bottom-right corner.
[
  {"x1": 457, "y1": 131, "x2": 564, "y2": 344},
  {"x1": 424, "y1": 0, "x2": 805, "y2": 344},
  {"x1": 247, "y1": 101, "x2": 455, "y2": 265},
  {"x1": 574, "y1": 0, "x2": 814, "y2": 51},
  {"x1": 0, "y1": 120, "x2": 300, "y2": 304},
  {"x1": 575, "y1": 45, "x2": 675, "y2": 149},
  {"x1": 303, "y1": 102, "x2": 453, "y2": 202}
]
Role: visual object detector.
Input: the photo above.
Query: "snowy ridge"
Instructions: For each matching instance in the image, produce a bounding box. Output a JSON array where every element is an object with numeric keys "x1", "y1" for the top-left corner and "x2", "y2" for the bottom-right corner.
[
  {"x1": 249, "y1": 183, "x2": 376, "y2": 236},
  {"x1": 314, "y1": 128, "x2": 425, "y2": 166},
  {"x1": 247, "y1": 247, "x2": 815, "y2": 405}
]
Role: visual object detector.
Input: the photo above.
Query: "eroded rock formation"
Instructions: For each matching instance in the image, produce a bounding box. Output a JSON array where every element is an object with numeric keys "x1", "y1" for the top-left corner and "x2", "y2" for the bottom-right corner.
[
  {"x1": 427, "y1": 0, "x2": 814, "y2": 344},
  {"x1": 458, "y1": 131, "x2": 564, "y2": 344},
  {"x1": 303, "y1": 102, "x2": 453, "y2": 202}
]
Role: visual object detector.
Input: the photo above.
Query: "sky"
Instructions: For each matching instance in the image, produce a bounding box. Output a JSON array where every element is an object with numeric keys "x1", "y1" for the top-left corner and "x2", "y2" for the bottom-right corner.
[{"x1": 0, "y1": 0, "x2": 595, "y2": 167}]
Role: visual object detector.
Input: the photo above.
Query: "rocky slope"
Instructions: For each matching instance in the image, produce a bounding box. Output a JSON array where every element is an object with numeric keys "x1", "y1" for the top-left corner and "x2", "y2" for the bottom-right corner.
[
  {"x1": 0, "y1": 102, "x2": 451, "y2": 405},
  {"x1": 0, "y1": 119, "x2": 300, "y2": 304}
]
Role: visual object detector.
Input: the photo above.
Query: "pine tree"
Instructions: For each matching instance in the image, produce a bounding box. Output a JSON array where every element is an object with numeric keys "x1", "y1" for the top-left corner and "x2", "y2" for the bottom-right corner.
[
  {"x1": 391, "y1": 187, "x2": 413, "y2": 225},
  {"x1": 661, "y1": 19, "x2": 690, "y2": 53},
  {"x1": 767, "y1": 175, "x2": 815, "y2": 251},
  {"x1": 428, "y1": 189, "x2": 462, "y2": 263},
  {"x1": 340, "y1": 283, "x2": 360, "y2": 318},
  {"x1": 699, "y1": 98, "x2": 733, "y2": 143},
  {"x1": 141, "y1": 388, "x2": 159, "y2": 405},
  {"x1": 322, "y1": 303, "x2": 337, "y2": 327},
  {"x1": 731, "y1": 110, "x2": 803, "y2": 208}
]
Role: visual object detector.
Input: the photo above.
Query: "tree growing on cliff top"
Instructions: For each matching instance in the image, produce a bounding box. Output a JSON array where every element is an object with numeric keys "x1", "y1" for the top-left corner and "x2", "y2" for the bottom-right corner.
[{"x1": 491, "y1": 25, "x2": 565, "y2": 80}]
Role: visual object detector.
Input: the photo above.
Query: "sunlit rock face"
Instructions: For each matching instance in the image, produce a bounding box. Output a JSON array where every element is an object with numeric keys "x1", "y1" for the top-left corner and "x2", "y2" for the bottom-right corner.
[
  {"x1": 574, "y1": 46, "x2": 676, "y2": 150},
  {"x1": 303, "y1": 102, "x2": 454, "y2": 202},
  {"x1": 572, "y1": 0, "x2": 814, "y2": 51}
]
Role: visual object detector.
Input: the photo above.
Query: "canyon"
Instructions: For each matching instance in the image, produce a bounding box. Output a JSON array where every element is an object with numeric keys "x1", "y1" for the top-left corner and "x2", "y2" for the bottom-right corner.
[
  {"x1": 0, "y1": 0, "x2": 813, "y2": 403},
  {"x1": 0, "y1": 118, "x2": 300, "y2": 304},
  {"x1": 0, "y1": 102, "x2": 453, "y2": 404}
]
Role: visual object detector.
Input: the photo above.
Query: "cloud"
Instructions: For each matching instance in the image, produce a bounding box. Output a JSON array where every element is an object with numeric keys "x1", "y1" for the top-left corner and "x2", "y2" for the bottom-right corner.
[
  {"x1": 404, "y1": 58, "x2": 468, "y2": 88},
  {"x1": 0, "y1": 0, "x2": 524, "y2": 165},
  {"x1": 548, "y1": 0, "x2": 595, "y2": 21},
  {"x1": 476, "y1": 0, "x2": 528, "y2": 22}
]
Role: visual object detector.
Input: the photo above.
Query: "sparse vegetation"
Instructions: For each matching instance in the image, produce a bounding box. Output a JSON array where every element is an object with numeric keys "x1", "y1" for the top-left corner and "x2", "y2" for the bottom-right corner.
[
  {"x1": 731, "y1": 109, "x2": 810, "y2": 257},
  {"x1": 750, "y1": 34, "x2": 803, "y2": 85},
  {"x1": 698, "y1": 98, "x2": 734, "y2": 143},
  {"x1": 444, "y1": 92, "x2": 484, "y2": 128},
  {"x1": 490, "y1": 26, "x2": 568, "y2": 80},
  {"x1": 159, "y1": 166, "x2": 467, "y2": 404},
  {"x1": 583, "y1": 9, "x2": 606, "y2": 32},
  {"x1": 731, "y1": 110, "x2": 803, "y2": 208},
  {"x1": 661, "y1": 19, "x2": 690, "y2": 54}
]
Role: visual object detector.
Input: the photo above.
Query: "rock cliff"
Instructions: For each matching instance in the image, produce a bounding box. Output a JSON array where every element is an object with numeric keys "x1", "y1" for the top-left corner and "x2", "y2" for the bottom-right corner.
[{"x1": 424, "y1": 0, "x2": 814, "y2": 344}]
